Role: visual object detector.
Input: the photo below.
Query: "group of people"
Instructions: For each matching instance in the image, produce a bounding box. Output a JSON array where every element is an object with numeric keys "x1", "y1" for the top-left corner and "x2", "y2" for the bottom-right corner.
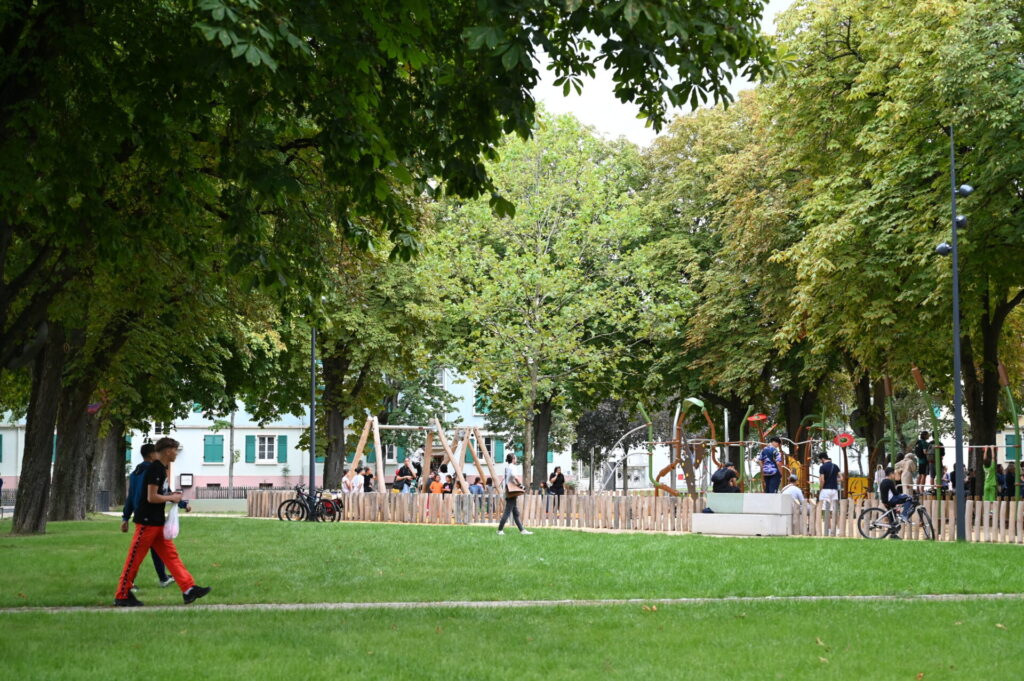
[{"x1": 114, "y1": 438, "x2": 211, "y2": 607}]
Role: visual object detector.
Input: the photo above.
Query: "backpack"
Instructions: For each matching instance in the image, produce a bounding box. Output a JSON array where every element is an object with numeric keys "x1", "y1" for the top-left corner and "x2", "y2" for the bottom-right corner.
[{"x1": 711, "y1": 468, "x2": 730, "y2": 484}]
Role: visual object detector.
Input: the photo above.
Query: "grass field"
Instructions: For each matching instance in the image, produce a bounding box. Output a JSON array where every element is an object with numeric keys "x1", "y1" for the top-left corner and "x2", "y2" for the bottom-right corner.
[{"x1": 2, "y1": 515, "x2": 1022, "y2": 680}]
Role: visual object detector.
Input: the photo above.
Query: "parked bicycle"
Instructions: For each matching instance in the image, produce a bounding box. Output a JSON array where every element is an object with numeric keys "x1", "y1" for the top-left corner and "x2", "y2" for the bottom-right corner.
[
  {"x1": 277, "y1": 483, "x2": 341, "y2": 522},
  {"x1": 857, "y1": 496, "x2": 934, "y2": 540}
]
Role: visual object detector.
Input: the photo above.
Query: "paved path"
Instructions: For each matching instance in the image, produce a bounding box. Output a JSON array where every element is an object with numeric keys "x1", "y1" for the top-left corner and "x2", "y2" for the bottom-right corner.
[{"x1": 3, "y1": 592, "x2": 1021, "y2": 615}]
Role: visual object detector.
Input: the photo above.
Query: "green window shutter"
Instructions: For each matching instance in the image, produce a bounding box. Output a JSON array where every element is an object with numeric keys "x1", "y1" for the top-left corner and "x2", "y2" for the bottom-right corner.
[
  {"x1": 474, "y1": 389, "x2": 491, "y2": 414},
  {"x1": 366, "y1": 444, "x2": 376, "y2": 463},
  {"x1": 397, "y1": 446, "x2": 406, "y2": 462},
  {"x1": 53, "y1": 433, "x2": 57, "y2": 462},
  {"x1": 494, "y1": 439, "x2": 504, "y2": 460},
  {"x1": 1007, "y1": 434, "x2": 1020, "y2": 462},
  {"x1": 514, "y1": 442, "x2": 523, "y2": 456},
  {"x1": 245, "y1": 435, "x2": 256, "y2": 463},
  {"x1": 278, "y1": 435, "x2": 288, "y2": 463},
  {"x1": 124, "y1": 435, "x2": 133, "y2": 462},
  {"x1": 346, "y1": 450, "x2": 355, "y2": 463},
  {"x1": 204, "y1": 435, "x2": 224, "y2": 463},
  {"x1": 547, "y1": 450, "x2": 554, "y2": 464},
  {"x1": 465, "y1": 442, "x2": 474, "y2": 463}
]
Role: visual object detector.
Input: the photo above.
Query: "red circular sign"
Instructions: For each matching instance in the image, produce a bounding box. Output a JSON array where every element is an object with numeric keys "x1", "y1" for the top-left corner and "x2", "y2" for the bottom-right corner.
[
  {"x1": 834, "y1": 433, "x2": 855, "y2": 448},
  {"x1": 747, "y1": 413, "x2": 768, "y2": 422}
]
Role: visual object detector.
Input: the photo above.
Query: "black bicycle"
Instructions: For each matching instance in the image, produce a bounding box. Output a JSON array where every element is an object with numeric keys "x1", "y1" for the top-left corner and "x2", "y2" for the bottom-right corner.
[
  {"x1": 277, "y1": 484, "x2": 340, "y2": 522},
  {"x1": 857, "y1": 497, "x2": 934, "y2": 540}
]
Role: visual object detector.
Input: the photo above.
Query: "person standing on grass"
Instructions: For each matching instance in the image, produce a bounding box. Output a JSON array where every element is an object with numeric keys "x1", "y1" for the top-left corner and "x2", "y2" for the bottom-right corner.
[
  {"x1": 817, "y1": 453, "x2": 842, "y2": 536},
  {"x1": 497, "y1": 453, "x2": 532, "y2": 536},
  {"x1": 121, "y1": 444, "x2": 179, "y2": 589},
  {"x1": 896, "y1": 452, "x2": 917, "y2": 495},
  {"x1": 114, "y1": 437, "x2": 211, "y2": 607},
  {"x1": 757, "y1": 437, "x2": 784, "y2": 493}
]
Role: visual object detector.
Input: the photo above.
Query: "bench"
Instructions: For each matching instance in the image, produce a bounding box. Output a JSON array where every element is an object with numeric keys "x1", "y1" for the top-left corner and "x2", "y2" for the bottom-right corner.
[{"x1": 690, "y1": 492, "x2": 793, "y2": 536}]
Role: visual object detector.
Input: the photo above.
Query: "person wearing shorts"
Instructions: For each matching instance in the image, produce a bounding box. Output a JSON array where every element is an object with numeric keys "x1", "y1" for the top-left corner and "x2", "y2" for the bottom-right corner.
[{"x1": 818, "y1": 453, "x2": 841, "y2": 536}]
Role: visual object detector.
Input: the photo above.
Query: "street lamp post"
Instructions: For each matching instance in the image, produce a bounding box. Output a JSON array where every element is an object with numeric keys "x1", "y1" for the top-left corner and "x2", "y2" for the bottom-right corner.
[
  {"x1": 935, "y1": 125, "x2": 973, "y2": 542},
  {"x1": 308, "y1": 326, "x2": 318, "y2": 520}
]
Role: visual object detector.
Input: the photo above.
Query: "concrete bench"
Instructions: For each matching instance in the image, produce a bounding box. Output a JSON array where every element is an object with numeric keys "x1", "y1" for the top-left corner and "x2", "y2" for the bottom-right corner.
[{"x1": 691, "y1": 492, "x2": 792, "y2": 536}]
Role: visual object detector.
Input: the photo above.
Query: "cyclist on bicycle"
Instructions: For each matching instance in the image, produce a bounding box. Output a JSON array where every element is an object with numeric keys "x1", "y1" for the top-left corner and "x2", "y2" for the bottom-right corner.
[{"x1": 879, "y1": 466, "x2": 914, "y2": 536}]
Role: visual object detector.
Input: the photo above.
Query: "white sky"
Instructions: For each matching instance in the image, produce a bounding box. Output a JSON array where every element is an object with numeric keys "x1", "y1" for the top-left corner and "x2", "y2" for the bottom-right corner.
[{"x1": 533, "y1": 0, "x2": 796, "y2": 146}]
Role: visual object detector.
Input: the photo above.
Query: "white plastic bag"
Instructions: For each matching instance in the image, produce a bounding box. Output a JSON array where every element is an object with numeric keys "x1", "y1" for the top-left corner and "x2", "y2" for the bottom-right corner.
[{"x1": 163, "y1": 504, "x2": 180, "y2": 540}]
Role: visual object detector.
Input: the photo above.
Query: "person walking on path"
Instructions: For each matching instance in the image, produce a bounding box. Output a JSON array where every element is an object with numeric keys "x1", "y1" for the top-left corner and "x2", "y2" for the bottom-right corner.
[
  {"x1": 121, "y1": 443, "x2": 181, "y2": 589},
  {"x1": 114, "y1": 438, "x2": 210, "y2": 607},
  {"x1": 757, "y1": 437, "x2": 784, "y2": 493},
  {"x1": 497, "y1": 453, "x2": 532, "y2": 536},
  {"x1": 817, "y1": 453, "x2": 842, "y2": 536}
]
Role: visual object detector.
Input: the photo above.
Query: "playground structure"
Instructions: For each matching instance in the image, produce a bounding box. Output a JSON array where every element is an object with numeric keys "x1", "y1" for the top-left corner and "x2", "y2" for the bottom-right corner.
[
  {"x1": 598, "y1": 359, "x2": 1023, "y2": 502},
  {"x1": 599, "y1": 399, "x2": 869, "y2": 500},
  {"x1": 344, "y1": 415, "x2": 501, "y2": 495}
]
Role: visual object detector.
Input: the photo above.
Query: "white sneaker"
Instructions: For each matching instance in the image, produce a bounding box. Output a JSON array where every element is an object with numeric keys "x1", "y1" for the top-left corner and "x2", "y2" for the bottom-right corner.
[
  {"x1": 159, "y1": 576, "x2": 175, "y2": 588},
  {"x1": 496, "y1": 530, "x2": 505, "y2": 535},
  {"x1": 520, "y1": 530, "x2": 534, "y2": 535}
]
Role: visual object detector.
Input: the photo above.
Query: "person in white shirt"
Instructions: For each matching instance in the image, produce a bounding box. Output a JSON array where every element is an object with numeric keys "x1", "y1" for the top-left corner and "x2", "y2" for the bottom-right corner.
[
  {"x1": 341, "y1": 468, "x2": 359, "y2": 495},
  {"x1": 781, "y1": 474, "x2": 806, "y2": 508}
]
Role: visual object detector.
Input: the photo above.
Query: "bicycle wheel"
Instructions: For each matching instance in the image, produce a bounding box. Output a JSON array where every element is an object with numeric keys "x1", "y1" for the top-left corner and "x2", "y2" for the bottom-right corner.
[
  {"x1": 278, "y1": 499, "x2": 306, "y2": 522},
  {"x1": 917, "y1": 507, "x2": 935, "y2": 540},
  {"x1": 329, "y1": 498, "x2": 344, "y2": 522},
  {"x1": 313, "y1": 500, "x2": 333, "y2": 522},
  {"x1": 857, "y1": 507, "x2": 892, "y2": 539}
]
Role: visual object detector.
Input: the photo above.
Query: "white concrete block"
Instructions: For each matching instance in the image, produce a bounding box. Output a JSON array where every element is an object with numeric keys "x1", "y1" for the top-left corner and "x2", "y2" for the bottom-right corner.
[
  {"x1": 691, "y1": 512, "x2": 792, "y2": 536},
  {"x1": 740, "y1": 493, "x2": 791, "y2": 515}
]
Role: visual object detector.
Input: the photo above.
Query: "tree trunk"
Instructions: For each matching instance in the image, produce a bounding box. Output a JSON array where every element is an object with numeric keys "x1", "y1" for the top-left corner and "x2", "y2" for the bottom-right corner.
[
  {"x1": 90, "y1": 418, "x2": 126, "y2": 509},
  {"x1": 852, "y1": 372, "x2": 887, "y2": 473},
  {"x1": 962, "y1": 323, "x2": 1003, "y2": 497},
  {"x1": 531, "y1": 395, "x2": 553, "y2": 488},
  {"x1": 12, "y1": 324, "x2": 66, "y2": 534},
  {"x1": 782, "y1": 389, "x2": 818, "y2": 444},
  {"x1": 323, "y1": 404, "x2": 346, "y2": 489},
  {"x1": 50, "y1": 375, "x2": 101, "y2": 521}
]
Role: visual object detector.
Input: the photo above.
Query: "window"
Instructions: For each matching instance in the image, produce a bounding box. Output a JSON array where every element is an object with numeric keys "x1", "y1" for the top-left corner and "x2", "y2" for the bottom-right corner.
[
  {"x1": 206, "y1": 483, "x2": 221, "y2": 489},
  {"x1": 483, "y1": 437, "x2": 495, "y2": 457},
  {"x1": 259, "y1": 482, "x2": 274, "y2": 489},
  {"x1": 152, "y1": 421, "x2": 174, "y2": 435},
  {"x1": 433, "y1": 367, "x2": 445, "y2": 388},
  {"x1": 257, "y1": 435, "x2": 276, "y2": 462},
  {"x1": 384, "y1": 444, "x2": 397, "y2": 463}
]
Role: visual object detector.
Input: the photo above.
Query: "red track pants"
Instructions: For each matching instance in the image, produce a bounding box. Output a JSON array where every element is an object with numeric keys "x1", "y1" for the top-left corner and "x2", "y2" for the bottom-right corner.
[{"x1": 115, "y1": 524, "x2": 195, "y2": 599}]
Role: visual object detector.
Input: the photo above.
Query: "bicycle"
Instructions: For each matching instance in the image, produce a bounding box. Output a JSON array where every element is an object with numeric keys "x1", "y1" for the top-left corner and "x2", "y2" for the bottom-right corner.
[
  {"x1": 277, "y1": 484, "x2": 339, "y2": 522},
  {"x1": 857, "y1": 496, "x2": 934, "y2": 540}
]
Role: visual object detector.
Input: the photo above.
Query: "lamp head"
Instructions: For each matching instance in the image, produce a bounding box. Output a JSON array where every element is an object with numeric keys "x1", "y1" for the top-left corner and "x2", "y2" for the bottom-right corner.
[
  {"x1": 935, "y1": 242, "x2": 952, "y2": 256},
  {"x1": 957, "y1": 184, "x2": 974, "y2": 197},
  {"x1": 954, "y1": 215, "x2": 967, "y2": 230}
]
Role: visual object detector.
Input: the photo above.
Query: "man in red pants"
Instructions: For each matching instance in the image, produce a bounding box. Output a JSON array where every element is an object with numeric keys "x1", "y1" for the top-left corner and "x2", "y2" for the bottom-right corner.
[{"x1": 114, "y1": 437, "x2": 211, "y2": 607}]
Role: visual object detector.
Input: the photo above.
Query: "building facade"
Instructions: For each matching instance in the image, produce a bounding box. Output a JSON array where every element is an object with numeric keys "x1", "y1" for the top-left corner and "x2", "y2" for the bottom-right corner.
[{"x1": 0, "y1": 369, "x2": 575, "y2": 493}]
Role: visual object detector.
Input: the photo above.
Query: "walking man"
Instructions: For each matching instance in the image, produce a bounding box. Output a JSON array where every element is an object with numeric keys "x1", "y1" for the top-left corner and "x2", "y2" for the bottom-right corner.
[
  {"x1": 114, "y1": 437, "x2": 210, "y2": 607},
  {"x1": 121, "y1": 443, "x2": 175, "y2": 589}
]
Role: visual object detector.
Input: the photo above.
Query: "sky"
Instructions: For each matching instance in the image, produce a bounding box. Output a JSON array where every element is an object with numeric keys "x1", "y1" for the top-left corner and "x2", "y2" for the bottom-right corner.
[{"x1": 533, "y1": 0, "x2": 796, "y2": 146}]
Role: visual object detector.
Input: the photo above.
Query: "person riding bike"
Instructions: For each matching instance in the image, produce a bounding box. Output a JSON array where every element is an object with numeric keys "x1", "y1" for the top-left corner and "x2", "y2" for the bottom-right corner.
[{"x1": 878, "y1": 466, "x2": 914, "y2": 538}]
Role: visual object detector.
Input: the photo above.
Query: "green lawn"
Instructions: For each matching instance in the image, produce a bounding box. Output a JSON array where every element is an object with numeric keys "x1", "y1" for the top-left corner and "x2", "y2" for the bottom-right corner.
[
  {"x1": 3, "y1": 600, "x2": 1021, "y2": 681},
  {"x1": 2, "y1": 515, "x2": 1021, "y2": 680},
  {"x1": 0, "y1": 515, "x2": 1021, "y2": 608}
]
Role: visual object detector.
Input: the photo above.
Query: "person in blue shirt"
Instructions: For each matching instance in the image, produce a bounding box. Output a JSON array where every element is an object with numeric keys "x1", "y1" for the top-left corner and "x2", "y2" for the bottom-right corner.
[{"x1": 758, "y1": 437, "x2": 784, "y2": 493}]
